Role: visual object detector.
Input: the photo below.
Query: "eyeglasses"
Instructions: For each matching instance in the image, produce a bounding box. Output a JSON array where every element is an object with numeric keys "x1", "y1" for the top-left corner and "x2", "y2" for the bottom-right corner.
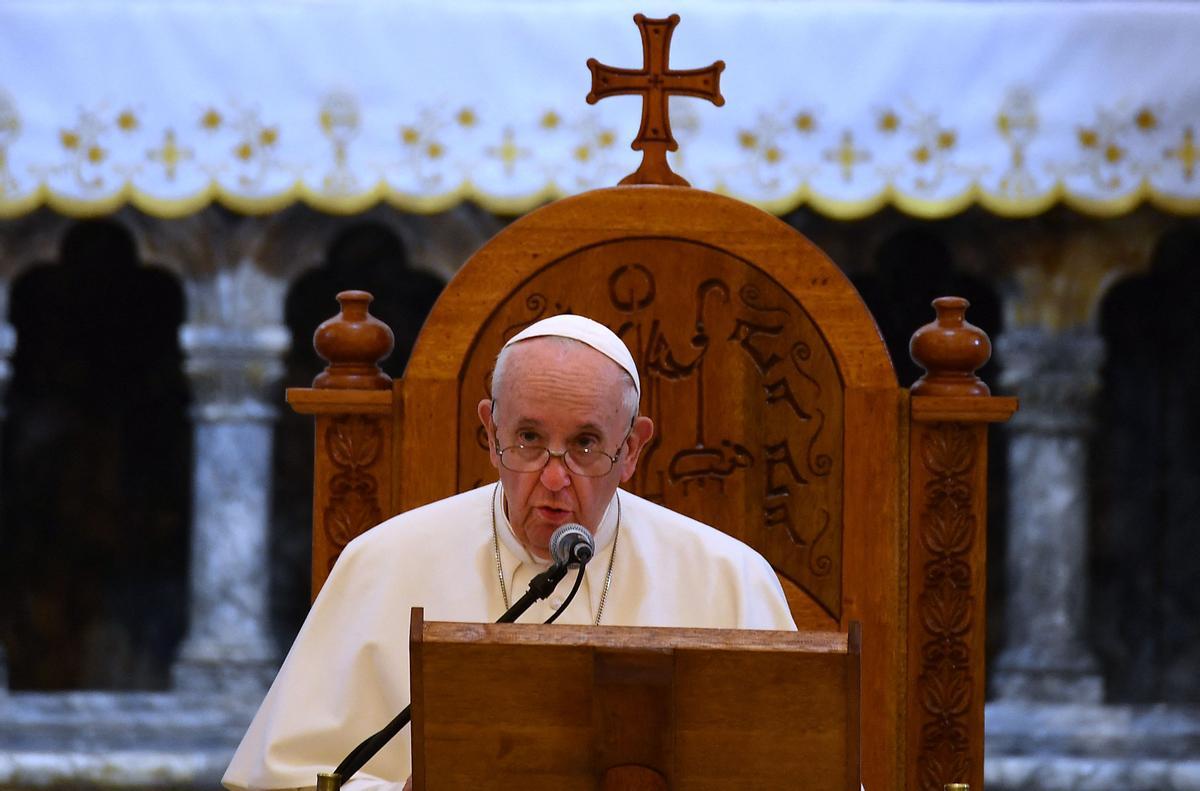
[{"x1": 492, "y1": 423, "x2": 632, "y2": 478}]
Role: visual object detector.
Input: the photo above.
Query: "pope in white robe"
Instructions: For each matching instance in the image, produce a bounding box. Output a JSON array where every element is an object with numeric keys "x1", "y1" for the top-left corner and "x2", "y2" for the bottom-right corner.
[{"x1": 224, "y1": 315, "x2": 797, "y2": 791}]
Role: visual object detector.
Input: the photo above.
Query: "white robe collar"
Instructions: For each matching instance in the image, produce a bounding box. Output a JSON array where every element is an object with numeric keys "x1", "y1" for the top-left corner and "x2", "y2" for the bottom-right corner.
[{"x1": 491, "y1": 482, "x2": 620, "y2": 622}]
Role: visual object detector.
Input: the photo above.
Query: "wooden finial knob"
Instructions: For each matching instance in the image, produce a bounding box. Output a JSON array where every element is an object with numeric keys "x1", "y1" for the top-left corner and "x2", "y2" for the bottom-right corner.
[
  {"x1": 312, "y1": 290, "x2": 394, "y2": 389},
  {"x1": 909, "y1": 296, "x2": 991, "y2": 396}
]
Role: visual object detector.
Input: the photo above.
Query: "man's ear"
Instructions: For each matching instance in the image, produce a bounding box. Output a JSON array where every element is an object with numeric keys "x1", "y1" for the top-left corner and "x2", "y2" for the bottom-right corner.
[
  {"x1": 477, "y1": 398, "x2": 501, "y2": 469},
  {"x1": 618, "y1": 415, "x2": 655, "y2": 483}
]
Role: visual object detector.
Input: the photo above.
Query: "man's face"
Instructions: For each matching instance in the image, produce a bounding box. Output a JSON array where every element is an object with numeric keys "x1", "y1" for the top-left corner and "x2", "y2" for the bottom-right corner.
[{"x1": 477, "y1": 338, "x2": 653, "y2": 560}]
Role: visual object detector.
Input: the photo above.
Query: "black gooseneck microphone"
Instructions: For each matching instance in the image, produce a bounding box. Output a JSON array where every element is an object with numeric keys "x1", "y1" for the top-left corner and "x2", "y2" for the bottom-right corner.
[
  {"x1": 549, "y1": 522, "x2": 595, "y2": 565},
  {"x1": 321, "y1": 523, "x2": 596, "y2": 789}
]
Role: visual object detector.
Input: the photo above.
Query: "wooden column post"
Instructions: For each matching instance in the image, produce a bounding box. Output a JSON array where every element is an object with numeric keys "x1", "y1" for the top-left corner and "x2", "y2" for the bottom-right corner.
[
  {"x1": 287, "y1": 290, "x2": 398, "y2": 599},
  {"x1": 906, "y1": 297, "x2": 1017, "y2": 791}
]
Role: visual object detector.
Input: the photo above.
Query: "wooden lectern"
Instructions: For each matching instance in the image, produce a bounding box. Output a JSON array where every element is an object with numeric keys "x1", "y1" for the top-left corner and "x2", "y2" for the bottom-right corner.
[{"x1": 410, "y1": 609, "x2": 861, "y2": 790}]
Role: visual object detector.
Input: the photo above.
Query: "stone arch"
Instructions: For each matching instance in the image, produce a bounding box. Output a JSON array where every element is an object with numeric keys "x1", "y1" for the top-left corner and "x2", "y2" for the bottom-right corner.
[
  {"x1": 0, "y1": 211, "x2": 73, "y2": 282},
  {"x1": 852, "y1": 224, "x2": 1003, "y2": 389},
  {"x1": 848, "y1": 223, "x2": 1012, "y2": 677},
  {"x1": 0, "y1": 218, "x2": 191, "y2": 691},
  {"x1": 271, "y1": 203, "x2": 502, "y2": 289},
  {"x1": 270, "y1": 220, "x2": 447, "y2": 647},
  {"x1": 1091, "y1": 220, "x2": 1200, "y2": 702}
]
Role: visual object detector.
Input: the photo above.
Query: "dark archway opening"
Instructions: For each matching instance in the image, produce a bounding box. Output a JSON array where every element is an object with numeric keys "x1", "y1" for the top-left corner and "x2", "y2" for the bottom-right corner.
[
  {"x1": 1093, "y1": 222, "x2": 1200, "y2": 703},
  {"x1": 0, "y1": 219, "x2": 191, "y2": 691},
  {"x1": 270, "y1": 223, "x2": 445, "y2": 650},
  {"x1": 848, "y1": 226, "x2": 1009, "y2": 689}
]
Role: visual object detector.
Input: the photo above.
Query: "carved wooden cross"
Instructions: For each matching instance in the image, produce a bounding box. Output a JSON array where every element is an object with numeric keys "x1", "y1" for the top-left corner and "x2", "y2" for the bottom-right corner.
[{"x1": 587, "y1": 13, "x2": 724, "y2": 186}]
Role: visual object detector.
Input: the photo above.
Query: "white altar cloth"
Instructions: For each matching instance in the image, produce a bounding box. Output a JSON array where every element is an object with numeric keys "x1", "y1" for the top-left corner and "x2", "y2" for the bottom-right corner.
[{"x1": 1, "y1": 0, "x2": 1197, "y2": 219}]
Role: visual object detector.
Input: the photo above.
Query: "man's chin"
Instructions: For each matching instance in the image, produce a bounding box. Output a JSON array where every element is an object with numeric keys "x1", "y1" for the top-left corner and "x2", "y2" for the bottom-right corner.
[{"x1": 527, "y1": 521, "x2": 571, "y2": 559}]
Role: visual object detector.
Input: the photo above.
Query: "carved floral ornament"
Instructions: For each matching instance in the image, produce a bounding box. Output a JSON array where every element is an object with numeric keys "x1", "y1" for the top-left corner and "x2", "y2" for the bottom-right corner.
[
  {"x1": 1, "y1": 3, "x2": 1198, "y2": 219},
  {"x1": 915, "y1": 423, "x2": 979, "y2": 791},
  {"x1": 322, "y1": 415, "x2": 384, "y2": 564}
]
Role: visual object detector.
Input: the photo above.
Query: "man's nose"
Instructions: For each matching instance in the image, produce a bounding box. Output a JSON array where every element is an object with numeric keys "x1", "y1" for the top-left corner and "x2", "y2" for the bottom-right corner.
[{"x1": 540, "y1": 453, "x2": 572, "y2": 490}]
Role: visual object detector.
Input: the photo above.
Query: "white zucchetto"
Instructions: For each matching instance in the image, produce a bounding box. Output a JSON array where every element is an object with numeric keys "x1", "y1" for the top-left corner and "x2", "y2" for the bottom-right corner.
[{"x1": 504, "y1": 314, "x2": 641, "y2": 397}]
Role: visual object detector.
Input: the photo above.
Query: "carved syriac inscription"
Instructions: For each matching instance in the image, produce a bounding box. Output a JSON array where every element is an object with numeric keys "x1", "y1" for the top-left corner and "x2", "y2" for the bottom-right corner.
[
  {"x1": 609, "y1": 263, "x2": 656, "y2": 312},
  {"x1": 669, "y1": 439, "x2": 754, "y2": 495},
  {"x1": 500, "y1": 293, "x2": 574, "y2": 339},
  {"x1": 729, "y1": 317, "x2": 784, "y2": 374},
  {"x1": 323, "y1": 415, "x2": 383, "y2": 571},
  {"x1": 458, "y1": 238, "x2": 843, "y2": 617},
  {"x1": 916, "y1": 423, "x2": 977, "y2": 790}
]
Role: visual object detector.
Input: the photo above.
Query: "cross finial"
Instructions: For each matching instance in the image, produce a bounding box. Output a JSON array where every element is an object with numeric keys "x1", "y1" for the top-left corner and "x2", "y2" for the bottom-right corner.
[{"x1": 586, "y1": 13, "x2": 724, "y2": 186}]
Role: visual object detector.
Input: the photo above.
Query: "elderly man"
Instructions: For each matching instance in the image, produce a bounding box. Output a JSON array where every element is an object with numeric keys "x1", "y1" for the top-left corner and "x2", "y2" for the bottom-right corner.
[{"x1": 224, "y1": 315, "x2": 796, "y2": 791}]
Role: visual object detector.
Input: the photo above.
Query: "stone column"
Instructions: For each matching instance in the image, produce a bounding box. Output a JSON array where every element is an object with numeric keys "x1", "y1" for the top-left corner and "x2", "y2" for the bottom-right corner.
[
  {"x1": 171, "y1": 264, "x2": 290, "y2": 698},
  {"x1": 992, "y1": 327, "x2": 1106, "y2": 702},
  {"x1": 0, "y1": 282, "x2": 12, "y2": 691}
]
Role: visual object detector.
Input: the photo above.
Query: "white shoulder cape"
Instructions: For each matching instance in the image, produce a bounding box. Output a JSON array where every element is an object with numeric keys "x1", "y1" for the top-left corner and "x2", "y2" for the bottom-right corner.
[{"x1": 224, "y1": 483, "x2": 796, "y2": 791}]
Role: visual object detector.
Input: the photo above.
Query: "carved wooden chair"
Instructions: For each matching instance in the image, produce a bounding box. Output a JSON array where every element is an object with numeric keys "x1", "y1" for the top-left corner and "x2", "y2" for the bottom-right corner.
[
  {"x1": 289, "y1": 183, "x2": 1015, "y2": 791},
  {"x1": 288, "y1": 13, "x2": 1015, "y2": 790}
]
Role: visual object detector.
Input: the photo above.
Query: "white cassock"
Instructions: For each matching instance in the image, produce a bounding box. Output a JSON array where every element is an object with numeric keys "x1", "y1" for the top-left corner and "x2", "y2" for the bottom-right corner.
[{"x1": 223, "y1": 483, "x2": 797, "y2": 791}]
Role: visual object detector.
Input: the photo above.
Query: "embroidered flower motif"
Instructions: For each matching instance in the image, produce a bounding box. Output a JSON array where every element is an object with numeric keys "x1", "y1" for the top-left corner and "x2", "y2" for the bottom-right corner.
[
  {"x1": 117, "y1": 110, "x2": 139, "y2": 132},
  {"x1": 793, "y1": 112, "x2": 815, "y2": 133},
  {"x1": 1135, "y1": 107, "x2": 1159, "y2": 132},
  {"x1": 456, "y1": 108, "x2": 477, "y2": 128}
]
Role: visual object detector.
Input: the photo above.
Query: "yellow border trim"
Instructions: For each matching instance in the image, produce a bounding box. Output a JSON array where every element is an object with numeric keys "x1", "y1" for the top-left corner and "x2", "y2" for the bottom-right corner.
[
  {"x1": 1062, "y1": 179, "x2": 1150, "y2": 217},
  {"x1": 4, "y1": 177, "x2": 1200, "y2": 220},
  {"x1": 300, "y1": 181, "x2": 386, "y2": 216},
  {"x1": 465, "y1": 180, "x2": 563, "y2": 216},
  {"x1": 129, "y1": 183, "x2": 218, "y2": 219},
  {"x1": 1150, "y1": 188, "x2": 1200, "y2": 214},
  {"x1": 216, "y1": 182, "x2": 303, "y2": 216},
  {"x1": 0, "y1": 185, "x2": 46, "y2": 219},
  {"x1": 978, "y1": 184, "x2": 1062, "y2": 218},
  {"x1": 45, "y1": 184, "x2": 130, "y2": 218},
  {"x1": 891, "y1": 186, "x2": 978, "y2": 220},
  {"x1": 806, "y1": 187, "x2": 894, "y2": 220},
  {"x1": 383, "y1": 182, "x2": 471, "y2": 215}
]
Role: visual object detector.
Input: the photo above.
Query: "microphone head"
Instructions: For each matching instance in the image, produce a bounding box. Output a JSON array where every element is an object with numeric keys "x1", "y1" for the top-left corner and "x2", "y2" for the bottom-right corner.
[{"x1": 549, "y1": 523, "x2": 595, "y2": 566}]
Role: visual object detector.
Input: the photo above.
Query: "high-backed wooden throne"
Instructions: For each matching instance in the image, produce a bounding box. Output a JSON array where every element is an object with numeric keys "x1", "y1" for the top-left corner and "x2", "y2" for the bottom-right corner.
[{"x1": 287, "y1": 14, "x2": 1016, "y2": 791}]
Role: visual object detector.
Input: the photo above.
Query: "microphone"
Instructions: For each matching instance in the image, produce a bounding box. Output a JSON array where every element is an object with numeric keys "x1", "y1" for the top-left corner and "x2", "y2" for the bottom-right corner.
[{"x1": 549, "y1": 523, "x2": 594, "y2": 566}]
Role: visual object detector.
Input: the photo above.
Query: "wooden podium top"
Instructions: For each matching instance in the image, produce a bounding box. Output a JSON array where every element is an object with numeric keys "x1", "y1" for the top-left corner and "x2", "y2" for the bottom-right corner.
[{"x1": 410, "y1": 610, "x2": 861, "y2": 790}]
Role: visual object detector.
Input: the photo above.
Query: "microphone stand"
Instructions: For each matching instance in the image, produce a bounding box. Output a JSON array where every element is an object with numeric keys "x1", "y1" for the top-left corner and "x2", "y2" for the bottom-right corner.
[{"x1": 317, "y1": 562, "x2": 576, "y2": 790}]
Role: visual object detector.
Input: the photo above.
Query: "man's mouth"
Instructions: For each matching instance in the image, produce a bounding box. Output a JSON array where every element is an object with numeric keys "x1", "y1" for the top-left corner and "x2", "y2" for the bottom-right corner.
[{"x1": 535, "y1": 505, "x2": 573, "y2": 523}]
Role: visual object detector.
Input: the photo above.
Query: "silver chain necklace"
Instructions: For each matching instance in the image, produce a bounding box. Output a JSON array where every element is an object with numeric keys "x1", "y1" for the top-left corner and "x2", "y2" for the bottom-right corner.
[{"x1": 491, "y1": 482, "x2": 619, "y2": 626}]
